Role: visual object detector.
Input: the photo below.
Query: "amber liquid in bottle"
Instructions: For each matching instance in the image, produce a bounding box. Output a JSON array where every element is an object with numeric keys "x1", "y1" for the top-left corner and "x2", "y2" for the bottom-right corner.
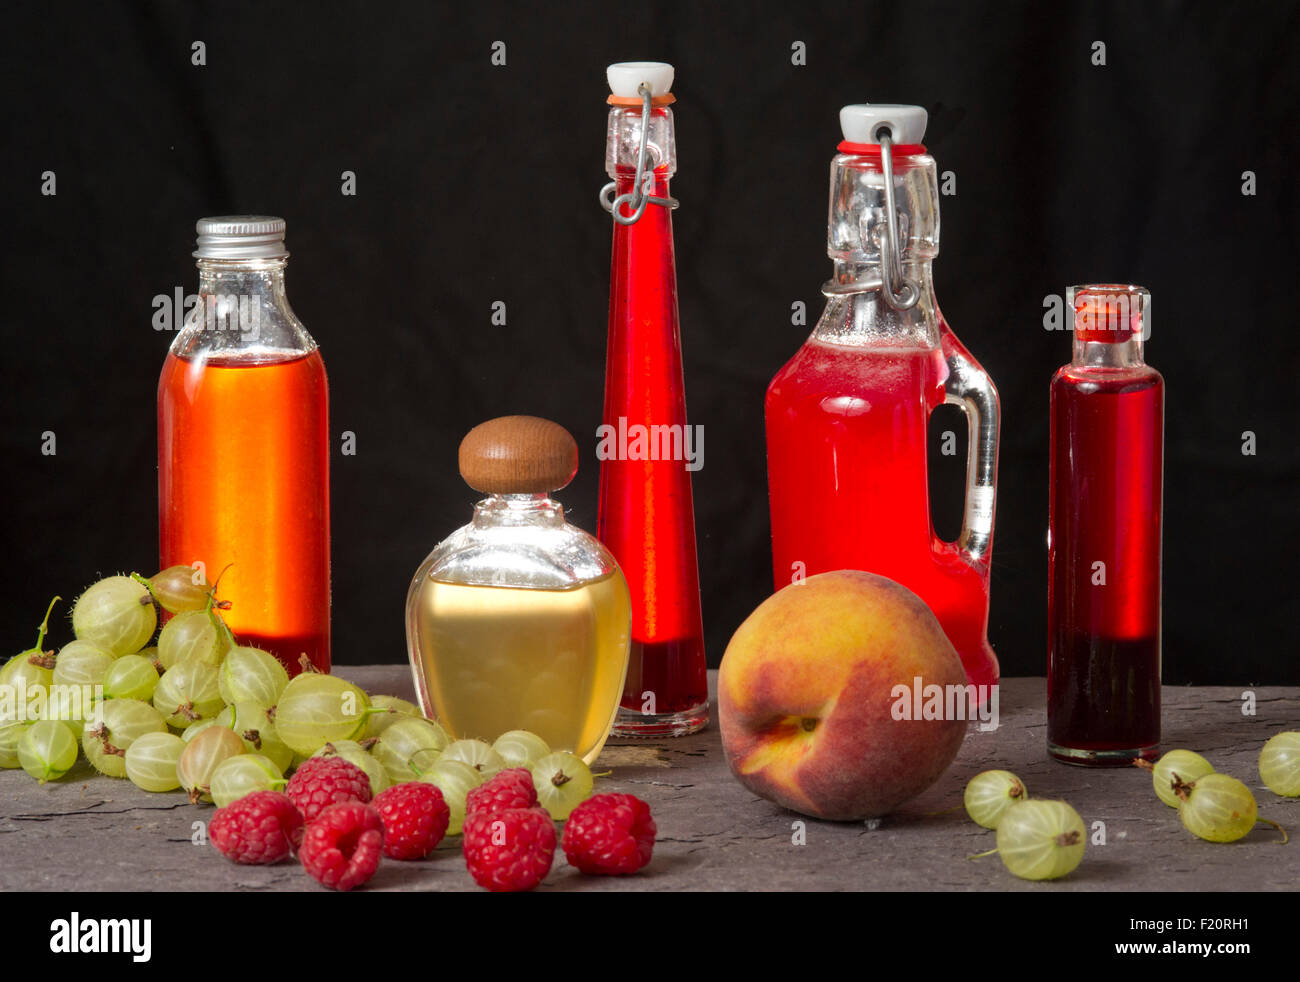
[
  {"x1": 412, "y1": 571, "x2": 631, "y2": 764},
  {"x1": 158, "y1": 350, "x2": 331, "y2": 672},
  {"x1": 406, "y1": 417, "x2": 631, "y2": 765}
]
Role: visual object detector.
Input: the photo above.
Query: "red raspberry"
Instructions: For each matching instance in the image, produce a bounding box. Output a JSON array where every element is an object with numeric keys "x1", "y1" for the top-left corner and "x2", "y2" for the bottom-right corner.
[
  {"x1": 298, "y1": 801, "x2": 385, "y2": 891},
  {"x1": 462, "y1": 806, "x2": 556, "y2": 892},
  {"x1": 466, "y1": 767, "x2": 538, "y2": 816},
  {"x1": 372, "y1": 782, "x2": 450, "y2": 860},
  {"x1": 561, "y1": 793, "x2": 656, "y2": 875},
  {"x1": 285, "y1": 755, "x2": 372, "y2": 822},
  {"x1": 209, "y1": 791, "x2": 304, "y2": 865}
]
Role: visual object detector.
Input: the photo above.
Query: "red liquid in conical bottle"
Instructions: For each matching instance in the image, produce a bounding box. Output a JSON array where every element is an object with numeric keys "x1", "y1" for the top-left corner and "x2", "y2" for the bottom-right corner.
[{"x1": 598, "y1": 96, "x2": 707, "y2": 733}]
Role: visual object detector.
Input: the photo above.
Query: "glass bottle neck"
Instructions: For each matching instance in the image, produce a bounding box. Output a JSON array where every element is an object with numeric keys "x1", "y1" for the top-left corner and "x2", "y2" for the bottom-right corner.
[
  {"x1": 606, "y1": 105, "x2": 676, "y2": 179},
  {"x1": 815, "y1": 148, "x2": 943, "y2": 346},
  {"x1": 1067, "y1": 284, "x2": 1150, "y2": 370},
  {"x1": 197, "y1": 257, "x2": 288, "y2": 299},
  {"x1": 816, "y1": 261, "x2": 940, "y2": 347},
  {"x1": 828, "y1": 150, "x2": 939, "y2": 267},
  {"x1": 472, "y1": 493, "x2": 565, "y2": 528},
  {"x1": 1073, "y1": 336, "x2": 1146, "y2": 368},
  {"x1": 831, "y1": 256, "x2": 935, "y2": 291}
]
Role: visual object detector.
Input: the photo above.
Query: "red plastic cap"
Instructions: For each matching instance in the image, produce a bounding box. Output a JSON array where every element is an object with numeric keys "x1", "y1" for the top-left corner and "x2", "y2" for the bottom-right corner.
[{"x1": 1069, "y1": 284, "x2": 1150, "y2": 343}]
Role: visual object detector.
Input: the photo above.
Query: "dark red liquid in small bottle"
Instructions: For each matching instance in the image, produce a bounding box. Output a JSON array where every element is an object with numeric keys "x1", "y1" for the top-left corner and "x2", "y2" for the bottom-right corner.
[
  {"x1": 598, "y1": 165, "x2": 708, "y2": 721},
  {"x1": 1047, "y1": 365, "x2": 1163, "y2": 763}
]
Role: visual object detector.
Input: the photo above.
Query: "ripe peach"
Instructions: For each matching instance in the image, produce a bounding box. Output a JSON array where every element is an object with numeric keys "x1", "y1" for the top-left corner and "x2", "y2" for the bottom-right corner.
[{"x1": 718, "y1": 570, "x2": 967, "y2": 820}]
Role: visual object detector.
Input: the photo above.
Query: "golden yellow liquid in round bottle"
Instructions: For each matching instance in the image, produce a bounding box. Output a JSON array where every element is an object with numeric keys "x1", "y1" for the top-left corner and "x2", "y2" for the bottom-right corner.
[{"x1": 413, "y1": 570, "x2": 631, "y2": 764}]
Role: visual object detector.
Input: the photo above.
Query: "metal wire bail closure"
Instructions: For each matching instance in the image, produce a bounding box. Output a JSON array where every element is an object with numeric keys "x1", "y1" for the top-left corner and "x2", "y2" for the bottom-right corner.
[
  {"x1": 600, "y1": 83, "x2": 680, "y2": 225},
  {"x1": 876, "y1": 128, "x2": 920, "y2": 311}
]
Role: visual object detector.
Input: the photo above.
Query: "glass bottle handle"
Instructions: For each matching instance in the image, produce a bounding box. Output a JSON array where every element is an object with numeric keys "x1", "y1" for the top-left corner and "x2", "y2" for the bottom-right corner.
[{"x1": 941, "y1": 346, "x2": 999, "y2": 569}]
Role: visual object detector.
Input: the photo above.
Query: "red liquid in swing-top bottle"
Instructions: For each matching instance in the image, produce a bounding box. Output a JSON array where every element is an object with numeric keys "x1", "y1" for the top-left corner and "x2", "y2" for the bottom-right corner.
[
  {"x1": 597, "y1": 63, "x2": 708, "y2": 735},
  {"x1": 766, "y1": 105, "x2": 1001, "y2": 693}
]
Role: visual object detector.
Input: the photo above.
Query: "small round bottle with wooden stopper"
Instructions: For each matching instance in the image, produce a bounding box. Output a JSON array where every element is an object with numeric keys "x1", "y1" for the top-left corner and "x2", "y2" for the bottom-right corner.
[{"x1": 404, "y1": 416, "x2": 631, "y2": 765}]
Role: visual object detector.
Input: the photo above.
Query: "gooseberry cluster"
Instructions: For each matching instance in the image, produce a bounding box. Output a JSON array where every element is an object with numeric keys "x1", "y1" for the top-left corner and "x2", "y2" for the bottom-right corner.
[
  {"x1": 1, "y1": 573, "x2": 605, "y2": 860},
  {"x1": 963, "y1": 770, "x2": 1086, "y2": 880},
  {"x1": 1136, "y1": 746, "x2": 1291, "y2": 844}
]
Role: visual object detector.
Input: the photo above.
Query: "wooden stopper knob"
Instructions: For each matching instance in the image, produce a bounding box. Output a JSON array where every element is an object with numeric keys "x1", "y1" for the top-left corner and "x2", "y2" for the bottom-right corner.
[{"x1": 458, "y1": 416, "x2": 579, "y2": 495}]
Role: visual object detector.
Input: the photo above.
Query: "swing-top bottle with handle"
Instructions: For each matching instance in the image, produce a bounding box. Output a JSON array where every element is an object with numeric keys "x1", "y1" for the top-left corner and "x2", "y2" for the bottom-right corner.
[{"x1": 766, "y1": 105, "x2": 1001, "y2": 692}]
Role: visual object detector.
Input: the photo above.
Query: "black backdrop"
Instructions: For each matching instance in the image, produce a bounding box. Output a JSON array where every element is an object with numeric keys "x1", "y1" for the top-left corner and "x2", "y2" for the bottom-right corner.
[{"x1": 2, "y1": 1, "x2": 1297, "y2": 684}]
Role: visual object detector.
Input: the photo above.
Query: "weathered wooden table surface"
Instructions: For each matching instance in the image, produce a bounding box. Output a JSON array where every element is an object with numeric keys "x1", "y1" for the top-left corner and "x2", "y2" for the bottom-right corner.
[{"x1": 1, "y1": 670, "x2": 1296, "y2": 892}]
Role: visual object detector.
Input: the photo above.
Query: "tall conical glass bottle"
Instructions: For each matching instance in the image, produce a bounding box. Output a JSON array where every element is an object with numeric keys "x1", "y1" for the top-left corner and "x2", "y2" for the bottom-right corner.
[
  {"x1": 157, "y1": 217, "x2": 330, "y2": 674},
  {"x1": 597, "y1": 62, "x2": 708, "y2": 736},
  {"x1": 766, "y1": 105, "x2": 1000, "y2": 692}
]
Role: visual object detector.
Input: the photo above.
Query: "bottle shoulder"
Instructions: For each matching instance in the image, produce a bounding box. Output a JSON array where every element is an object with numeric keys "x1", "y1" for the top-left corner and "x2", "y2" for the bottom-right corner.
[
  {"x1": 1052, "y1": 363, "x2": 1162, "y2": 394},
  {"x1": 413, "y1": 513, "x2": 619, "y2": 590},
  {"x1": 170, "y1": 275, "x2": 316, "y2": 359}
]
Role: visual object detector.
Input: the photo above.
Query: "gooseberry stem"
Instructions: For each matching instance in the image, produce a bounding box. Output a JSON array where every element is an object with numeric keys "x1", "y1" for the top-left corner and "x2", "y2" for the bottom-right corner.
[
  {"x1": 130, "y1": 572, "x2": 158, "y2": 606},
  {"x1": 33, "y1": 595, "x2": 61, "y2": 651},
  {"x1": 209, "y1": 563, "x2": 234, "y2": 596},
  {"x1": 205, "y1": 588, "x2": 237, "y2": 649},
  {"x1": 922, "y1": 803, "x2": 966, "y2": 817},
  {"x1": 1257, "y1": 817, "x2": 1288, "y2": 844},
  {"x1": 967, "y1": 848, "x2": 998, "y2": 861}
]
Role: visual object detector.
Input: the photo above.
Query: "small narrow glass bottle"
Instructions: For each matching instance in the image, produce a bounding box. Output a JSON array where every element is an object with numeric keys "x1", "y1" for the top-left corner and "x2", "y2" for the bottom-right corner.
[
  {"x1": 406, "y1": 416, "x2": 632, "y2": 765},
  {"x1": 158, "y1": 217, "x2": 330, "y2": 674},
  {"x1": 597, "y1": 62, "x2": 708, "y2": 736},
  {"x1": 1047, "y1": 284, "x2": 1163, "y2": 765}
]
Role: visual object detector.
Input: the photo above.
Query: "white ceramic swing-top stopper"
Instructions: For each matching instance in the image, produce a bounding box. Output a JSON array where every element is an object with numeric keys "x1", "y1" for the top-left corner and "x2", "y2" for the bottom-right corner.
[
  {"x1": 839, "y1": 104, "x2": 928, "y2": 145},
  {"x1": 606, "y1": 62, "x2": 674, "y2": 98}
]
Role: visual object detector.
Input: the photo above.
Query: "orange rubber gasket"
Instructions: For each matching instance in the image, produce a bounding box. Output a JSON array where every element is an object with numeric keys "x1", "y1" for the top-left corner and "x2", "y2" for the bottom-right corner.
[{"x1": 607, "y1": 93, "x2": 677, "y2": 107}]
